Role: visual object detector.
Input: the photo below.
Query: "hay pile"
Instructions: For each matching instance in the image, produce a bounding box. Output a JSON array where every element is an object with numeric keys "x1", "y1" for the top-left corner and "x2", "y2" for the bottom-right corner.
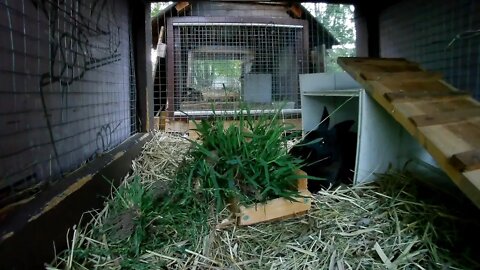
[
  {"x1": 130, "y1": 131, "x2": 191, "y2": 189},
  {"x1": 48, "y1": 132, "x2": 479, "y2": 270}
]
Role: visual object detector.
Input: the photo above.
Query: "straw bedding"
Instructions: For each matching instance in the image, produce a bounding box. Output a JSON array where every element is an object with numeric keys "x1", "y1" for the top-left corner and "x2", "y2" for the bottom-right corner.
[{"x1": 47, "y1": 132, "x2": 480, "y2": 270}]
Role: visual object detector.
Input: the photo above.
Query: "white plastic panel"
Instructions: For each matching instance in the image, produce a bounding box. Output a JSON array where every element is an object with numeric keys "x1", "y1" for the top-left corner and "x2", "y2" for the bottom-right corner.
[
  {"x1": 242, "y1": 74, "x2": 272, "y2": 103},
  {"x1": 355, "y1": 91, "x2": 403, "y2": 183},
  {"x1": 398, "y1": 127, "x2": 438, "y2": 167}
]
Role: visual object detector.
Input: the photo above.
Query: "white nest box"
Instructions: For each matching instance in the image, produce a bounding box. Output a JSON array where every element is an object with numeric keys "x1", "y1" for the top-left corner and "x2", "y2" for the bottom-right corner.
[{"x1": 299, "y1": 72, "x2": 439, "y2": 184}]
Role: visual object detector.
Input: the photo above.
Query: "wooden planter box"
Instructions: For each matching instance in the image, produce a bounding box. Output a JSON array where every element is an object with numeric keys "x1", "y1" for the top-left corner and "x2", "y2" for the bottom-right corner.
[{"x1": 231, "y1": 170, "x2": 312, "y2": 226}]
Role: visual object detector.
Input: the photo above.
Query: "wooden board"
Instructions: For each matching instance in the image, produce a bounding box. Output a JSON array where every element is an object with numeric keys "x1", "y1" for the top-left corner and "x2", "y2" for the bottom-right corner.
[
  {"x1": 394, "y1": 96, "x2": 479, "y2": 118},
  {"x1": 360, "y1": 71, "x2": 441, "y2": 81},
  {"x1": 237, "y1": 190, "x2": 311, "y2": 226},
  {"x1": 165, "y1": 119, "x2": 189, "y2": 134},
  {"x1": 338, "y1": 57, "x2": 480, "y2": 208},
  {"x1": 409, "y1": 108, "x2": 480, "y2": 127},
  {"x1": 237, "y1": 171, "x2": 312, "y2": 226},
  {"x1": 384, "y1": 90, "x2": 468, "y2": 102}
]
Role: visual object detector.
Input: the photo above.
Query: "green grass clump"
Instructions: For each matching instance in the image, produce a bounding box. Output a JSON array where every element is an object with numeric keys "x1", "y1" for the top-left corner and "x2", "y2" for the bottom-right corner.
[
  {"x1": 184, "y1": 104, "x2": 307, "y2": 210},
  {"x1": 59, "y1": 176, "x2": 211, "y2": 270},
  {"x1": 103, "y1": 176, "x2": 157, "y2": 256}
]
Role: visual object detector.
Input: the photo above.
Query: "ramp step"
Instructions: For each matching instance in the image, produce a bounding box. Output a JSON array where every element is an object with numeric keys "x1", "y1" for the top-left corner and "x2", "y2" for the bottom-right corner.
[{"x1": 338, "y1": 57, "x2": 480, "y2": 208}]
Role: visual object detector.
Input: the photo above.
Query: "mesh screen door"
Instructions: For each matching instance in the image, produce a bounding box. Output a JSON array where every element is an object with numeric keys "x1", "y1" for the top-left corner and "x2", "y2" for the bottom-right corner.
[{"x1": 169, "y1": 21, "x2": 306, "y2": 116}]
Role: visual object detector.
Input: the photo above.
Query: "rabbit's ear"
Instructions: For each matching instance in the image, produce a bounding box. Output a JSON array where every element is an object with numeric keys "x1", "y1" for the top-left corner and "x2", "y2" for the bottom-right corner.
[{"x1": 319, "y1": 107, "x2": 330, "y2": 129}]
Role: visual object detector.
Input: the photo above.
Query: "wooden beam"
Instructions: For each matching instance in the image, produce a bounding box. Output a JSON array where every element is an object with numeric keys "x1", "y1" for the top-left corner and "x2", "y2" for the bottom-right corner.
[
  {"x1": 131, "y1": 1, "x2": 154, "y2": 131},
  {"x1": 0, "y1": 133, "x2": 151, "y2": 269},
  {"x1": 360, "y1": 71, "x2": 441, "y2": 82},
  {"x1": 451, "y1": 149, "x2": 480, "y2": 172},
  {"x1": 237, "y1": 171, "x2": 311, "y2": 226},
  {"x1": 288, "y1": 4, "x2": 303, "y2": 18},
  {"x1": 463, "y1": 170, "x2": 480, "y2": 193},
  {"x1": 384, "y1": 90, "x2": 469, "y2": 102},
  {"x1": 393, "y1": 96, "x2": 479, "y2": 117},
  {"x1": 409, "y1": 108, "x2": 480, "y2": 127},
  {"x1": 175, "y1": 1, "x2": 190, "y2": 12},
  {"x1": 353, "y1": 5, "x2": 380, "y2": 57},
  {"x1": 382, "y1": 80, "x2": 457, "y2": 95}
]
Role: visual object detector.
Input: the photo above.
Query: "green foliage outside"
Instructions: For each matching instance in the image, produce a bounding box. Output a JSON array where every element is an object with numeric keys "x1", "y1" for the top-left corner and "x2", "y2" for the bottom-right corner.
[
  {"x1": 306, "y1": 3, "x2": 356, "y2": 72},
  {"x1": 151, "y1": 2, "x2": 172, "y2": 18},
  {"x1": 192, "y1": 59, "x2": 242, "y2": 90}
]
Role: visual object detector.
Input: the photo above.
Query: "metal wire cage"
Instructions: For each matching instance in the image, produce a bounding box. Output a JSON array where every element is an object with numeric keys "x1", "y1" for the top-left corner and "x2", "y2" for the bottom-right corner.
[
  {"x1": 151, "y1": 2, "x2": 346, "y2": 133},
  {"x1": 171, "y1": 22, "x2": 305, "y2": 116}
]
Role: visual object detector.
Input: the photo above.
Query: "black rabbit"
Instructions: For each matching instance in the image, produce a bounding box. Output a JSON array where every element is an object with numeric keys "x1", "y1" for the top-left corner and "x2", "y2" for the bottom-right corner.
[{"x1": 289, "y1": 107, "x2": 357, "y2": 192}]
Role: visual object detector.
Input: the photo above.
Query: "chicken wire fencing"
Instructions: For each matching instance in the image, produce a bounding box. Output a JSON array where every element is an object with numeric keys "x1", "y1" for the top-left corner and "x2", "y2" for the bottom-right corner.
[{"x1": 0, "y1": 0, "x2": 137, "y2": 207}]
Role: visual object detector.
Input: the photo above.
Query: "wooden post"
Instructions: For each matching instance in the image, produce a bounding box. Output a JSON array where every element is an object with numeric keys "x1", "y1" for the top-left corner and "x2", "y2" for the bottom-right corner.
[
  {"x1": 131, "y1": 0, "x2": 154, "y2": 131},
  {"x1": 354, "y1": 4, "x2": 380, "y2": 57}
]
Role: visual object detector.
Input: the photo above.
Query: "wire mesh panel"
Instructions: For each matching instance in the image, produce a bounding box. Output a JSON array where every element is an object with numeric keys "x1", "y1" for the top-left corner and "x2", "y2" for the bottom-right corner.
[
  {"x1": 151, "y1": 2, "x2": 355, "y2": 133},
  {"x1": 170, "y1": 23, "x2": 305, "y2": 116},
  {"x1": 129, "y1": 20, "x2": 137, "y2": 134},
  {"x1": 380, "y1": 0, "x2": 480, "y2": 100},
  {"x1": 0, "y1": 0, "x2": 136, "y2": 206}
]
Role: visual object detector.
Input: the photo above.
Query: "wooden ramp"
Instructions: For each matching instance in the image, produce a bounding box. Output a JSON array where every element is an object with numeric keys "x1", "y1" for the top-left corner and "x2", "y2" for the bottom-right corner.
[{"x1": 338, "y1": 57, "x2": 480, "y2": 208}]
